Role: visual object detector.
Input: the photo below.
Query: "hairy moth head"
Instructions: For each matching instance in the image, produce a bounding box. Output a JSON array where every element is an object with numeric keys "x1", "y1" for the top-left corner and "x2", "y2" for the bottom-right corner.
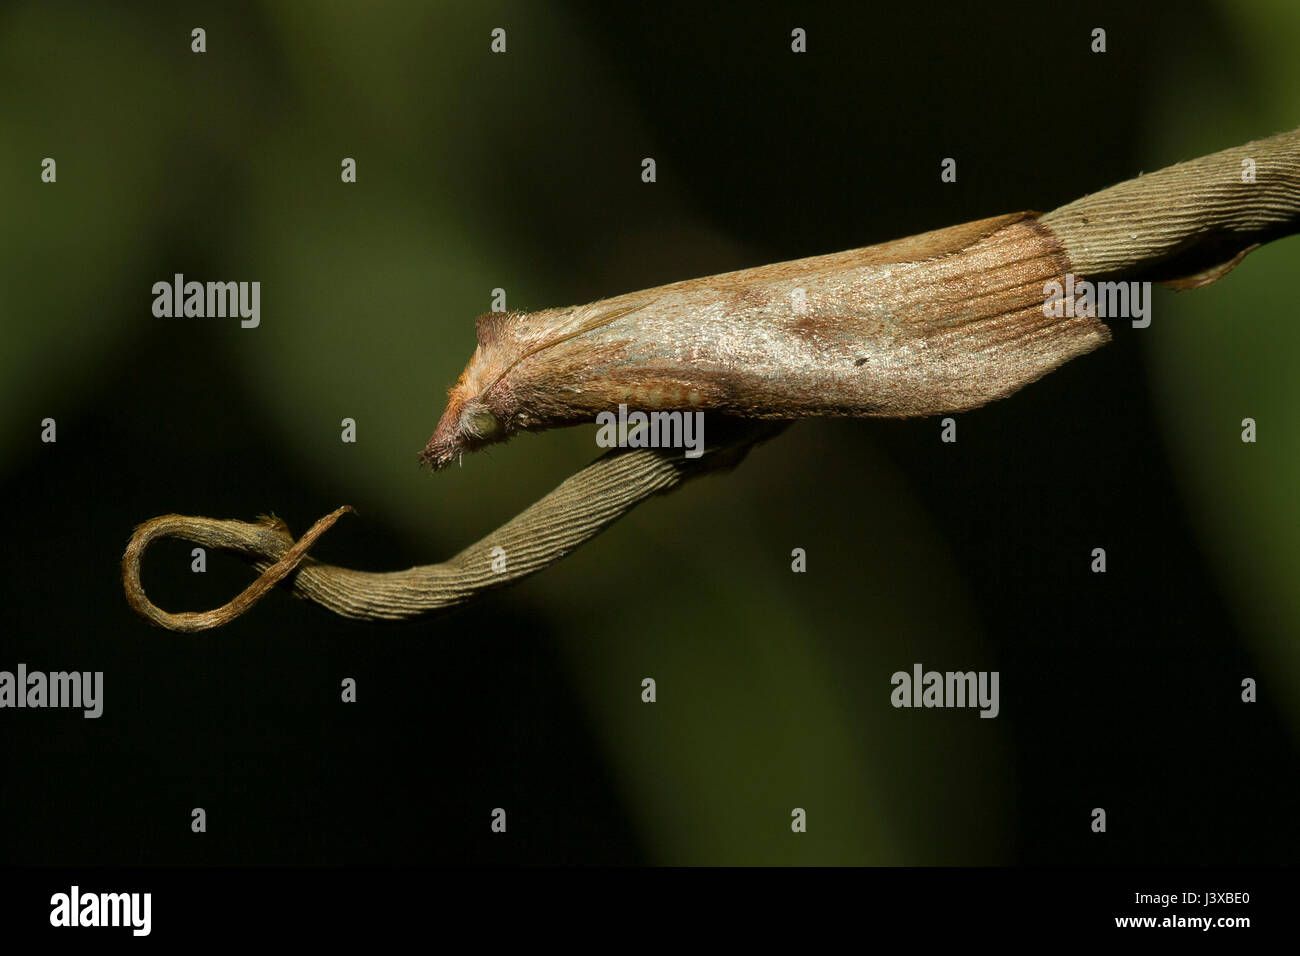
[
  {"x1": 420, "y1": 301, "x2": 647, "y2": 470},
  {"x1": 420, "y1": 312, "x2": 528, "y2": 470}
]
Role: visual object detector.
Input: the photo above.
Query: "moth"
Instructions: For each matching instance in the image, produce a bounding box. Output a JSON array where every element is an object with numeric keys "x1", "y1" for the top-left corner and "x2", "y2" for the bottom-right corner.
[
  {"x1": 421, "y1": 211, "x2": 1108, "y2": 469},
  {"x1": 125, "y1": 128, "x2": 1299, "y2": 630}
]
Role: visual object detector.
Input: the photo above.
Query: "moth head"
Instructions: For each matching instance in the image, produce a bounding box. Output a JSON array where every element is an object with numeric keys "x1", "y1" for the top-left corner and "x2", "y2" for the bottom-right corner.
[
  {"x1": 421, "y1": 387, "x2": 514, "y2": 470},
  {"x1": 421, "y1": 323, "x2": 521, "y2": 470},
  {"x1": 421, "y1": 302, "x2": 638, "y2": 471},
  {"x1": 462, "y1": 404, "x2": 504, "y2": 442}
]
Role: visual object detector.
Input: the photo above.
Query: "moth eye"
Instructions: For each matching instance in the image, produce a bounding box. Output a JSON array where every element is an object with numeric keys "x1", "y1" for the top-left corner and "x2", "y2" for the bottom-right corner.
[{"x1": 466, "y1": 408, "x2": 502, "y2": 438}]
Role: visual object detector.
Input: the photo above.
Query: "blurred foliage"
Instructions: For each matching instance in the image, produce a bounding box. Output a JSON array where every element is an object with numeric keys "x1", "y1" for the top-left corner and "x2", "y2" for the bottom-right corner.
[
  {"x1": 2, "y1": 0, "x2": 1294, "y2": 865},
  {"x1": 1146, "y1": 0, "x2": 1300, "y2": 735}
]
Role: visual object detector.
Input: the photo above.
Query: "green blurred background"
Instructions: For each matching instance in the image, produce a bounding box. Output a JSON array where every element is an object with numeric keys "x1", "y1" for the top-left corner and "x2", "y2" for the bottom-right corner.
[{"x1": 2, "y1": 0, "x2": 1297, "y2": 864}]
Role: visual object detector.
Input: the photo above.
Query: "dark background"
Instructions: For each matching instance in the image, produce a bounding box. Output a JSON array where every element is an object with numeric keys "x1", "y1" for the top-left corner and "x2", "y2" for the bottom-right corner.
[{"x1": 2, "y1": 0, "x2": 1297, "y2": 865}]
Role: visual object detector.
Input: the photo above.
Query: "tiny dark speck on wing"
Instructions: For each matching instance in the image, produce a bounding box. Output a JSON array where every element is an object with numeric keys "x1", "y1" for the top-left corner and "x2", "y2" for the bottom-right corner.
[{"x1": 854, "y1": 357, "x2": 868, "y2": 367}]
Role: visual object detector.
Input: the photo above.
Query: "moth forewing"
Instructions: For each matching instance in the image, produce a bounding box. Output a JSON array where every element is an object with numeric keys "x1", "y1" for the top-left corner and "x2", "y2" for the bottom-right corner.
[{"x1": 424, "y1": 211, "x2": 1109, "y2": 468}]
